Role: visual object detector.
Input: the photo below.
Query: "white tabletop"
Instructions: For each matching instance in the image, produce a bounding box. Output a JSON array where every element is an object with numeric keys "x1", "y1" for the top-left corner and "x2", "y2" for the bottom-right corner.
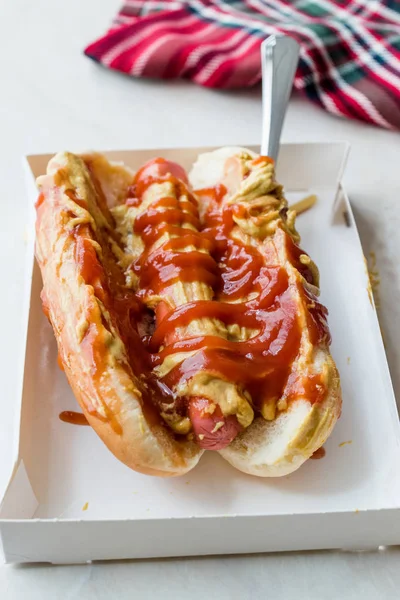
[{"x1": 1, "y1": 0, "x2": 400, "y2": 597}]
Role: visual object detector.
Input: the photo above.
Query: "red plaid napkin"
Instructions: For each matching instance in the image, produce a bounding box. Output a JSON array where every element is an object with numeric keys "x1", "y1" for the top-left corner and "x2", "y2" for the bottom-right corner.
[{"x1": 85, "y1": 1, "x2": 400, "y2": 129}]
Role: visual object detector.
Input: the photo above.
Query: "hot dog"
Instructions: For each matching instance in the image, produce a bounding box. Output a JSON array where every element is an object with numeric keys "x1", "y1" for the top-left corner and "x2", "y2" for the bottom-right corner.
[
  {"x1": 35, "y1": 148, "x2": 341, "y2": 477},
  {"x1": 114, "y1": 157, "x2": 253, "y2": 449}
]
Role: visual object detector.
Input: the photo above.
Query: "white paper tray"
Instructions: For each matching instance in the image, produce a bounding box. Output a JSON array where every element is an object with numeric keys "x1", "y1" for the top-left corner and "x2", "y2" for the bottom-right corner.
[{"x1": 2, "y1": 143, "x2": 400, "y2": 564}]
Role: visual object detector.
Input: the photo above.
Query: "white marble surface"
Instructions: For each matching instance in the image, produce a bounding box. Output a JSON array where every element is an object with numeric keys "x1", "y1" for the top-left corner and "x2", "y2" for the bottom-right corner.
[{"x1": 1, "y1": 0, "x2": 400, "y2": 597}]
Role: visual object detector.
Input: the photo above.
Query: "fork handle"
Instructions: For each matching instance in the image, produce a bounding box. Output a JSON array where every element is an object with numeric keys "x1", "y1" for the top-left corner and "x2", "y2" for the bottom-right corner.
[{"x1": 261, "y1": 35, "x2": 300, "y2": 161}]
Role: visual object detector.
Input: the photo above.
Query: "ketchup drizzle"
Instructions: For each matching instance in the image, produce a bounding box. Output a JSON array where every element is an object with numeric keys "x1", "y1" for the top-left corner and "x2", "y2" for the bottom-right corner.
[
  {"x1": 129, "y1": 161, "x2": 331, "y2": 410},
  {"x1": 41, "y1": 156, "x2": 331, "y2": 433}
]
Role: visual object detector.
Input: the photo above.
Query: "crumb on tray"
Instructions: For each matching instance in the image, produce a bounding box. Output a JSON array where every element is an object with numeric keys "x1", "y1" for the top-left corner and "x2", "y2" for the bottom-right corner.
[
  {"x1": 290, "y1": 194, "x2": 317, "y2": 215},
  {"x1": 364, "y1": 252, "x2": 380, "y2": 309}
]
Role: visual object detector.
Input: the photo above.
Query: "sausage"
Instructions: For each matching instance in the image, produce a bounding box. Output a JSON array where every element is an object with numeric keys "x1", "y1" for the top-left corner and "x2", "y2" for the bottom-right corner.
[
  {"x1": 135, "y1": 157, "x2": 189, "y2": 185},
  {"x1": 188, "y1": 397, "x2": 243, "y2": 450}
]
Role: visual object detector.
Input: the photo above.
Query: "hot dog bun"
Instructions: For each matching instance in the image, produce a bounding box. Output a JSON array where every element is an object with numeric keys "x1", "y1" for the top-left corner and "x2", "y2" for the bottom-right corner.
[
  {"x1": 36, "y1": 152, "x2": 203, "y2": 476},
  {"x1": 219, "y1": 353, "x2": 341, "y2": 477},
  {"x1": 189, "y1": 147, "x2": 342, "y2": 476}
]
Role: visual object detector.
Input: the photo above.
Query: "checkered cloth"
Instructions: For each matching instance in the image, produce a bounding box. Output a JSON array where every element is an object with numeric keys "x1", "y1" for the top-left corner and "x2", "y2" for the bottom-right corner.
[{"x1": 85, "y1": 1, "x2": 400, "y2": 129}]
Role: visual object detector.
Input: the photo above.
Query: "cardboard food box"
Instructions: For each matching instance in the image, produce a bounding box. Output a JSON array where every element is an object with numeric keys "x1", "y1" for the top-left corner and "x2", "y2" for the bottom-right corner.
[{"x1": 2, "y1": 143, "x2": 400, "y2": 564}]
